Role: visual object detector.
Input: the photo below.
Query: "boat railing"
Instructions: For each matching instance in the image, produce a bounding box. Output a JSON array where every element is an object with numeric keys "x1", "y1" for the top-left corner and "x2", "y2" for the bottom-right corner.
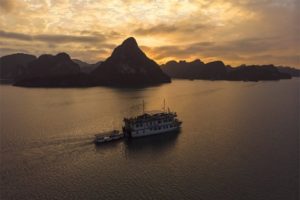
[{"x1": 124, "y1": 112, "x2": 177, "y2": 123}]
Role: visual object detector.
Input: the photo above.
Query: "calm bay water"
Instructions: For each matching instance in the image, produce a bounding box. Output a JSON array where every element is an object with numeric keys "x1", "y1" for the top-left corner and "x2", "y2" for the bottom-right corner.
[{"x1": 0, "y1": 79, "x2": 299, "y2": 200}]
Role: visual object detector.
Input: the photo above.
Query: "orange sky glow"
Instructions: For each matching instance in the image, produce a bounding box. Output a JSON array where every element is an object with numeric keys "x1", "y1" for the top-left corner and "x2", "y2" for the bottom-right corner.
[{"x1": 0, "y1": 0, "x2": 299, "y2": 67}]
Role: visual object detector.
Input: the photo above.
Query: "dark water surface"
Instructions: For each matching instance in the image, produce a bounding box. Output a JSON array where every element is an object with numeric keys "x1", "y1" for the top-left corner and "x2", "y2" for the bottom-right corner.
[{"x1": 0, "y1": 79, "x2": 299, "y2": 200}]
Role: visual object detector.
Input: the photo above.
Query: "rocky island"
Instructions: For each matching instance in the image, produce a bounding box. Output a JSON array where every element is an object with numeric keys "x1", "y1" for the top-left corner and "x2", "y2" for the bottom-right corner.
[
  {"x1": 14, "y1": 53, "x2": 92, "y2": 87},
  {"x1": 161, "y1": 60, "x2": 295, "y2": 81},
  {"x1": 10, "y1": 37, "x2": 171, "y2": 87},
  {"x1": 1, "y1": 37, "x2": 299, "y2": 87},
  {"x1": 91, "y1": 37, "x2": 171, "y2": 86},
  {"x1": 0, "y1": 53, "x2": 37, "y2": 83}
]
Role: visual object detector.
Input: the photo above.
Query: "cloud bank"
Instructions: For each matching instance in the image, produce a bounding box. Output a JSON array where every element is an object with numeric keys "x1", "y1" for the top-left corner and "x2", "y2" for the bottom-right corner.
[{"x1": 0, "y1": 0, "x2": 299, "y2": 67}]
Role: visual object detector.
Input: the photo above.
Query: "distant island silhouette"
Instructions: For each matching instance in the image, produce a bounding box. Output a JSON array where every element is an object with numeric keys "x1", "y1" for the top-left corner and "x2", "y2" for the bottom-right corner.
[
  {"x1": 72, "y1": 59, "x2": 101, "y2": 74},
  {"x1": 0, "y1": 37, "x2": 299, "y2": 87},
  {"x1": 161, "y1": 60, "x2": 298, "y2": 81}
]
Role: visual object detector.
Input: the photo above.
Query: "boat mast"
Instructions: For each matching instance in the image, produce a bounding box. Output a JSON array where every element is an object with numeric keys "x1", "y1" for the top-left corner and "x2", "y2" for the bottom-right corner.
[
  {"x1": 163, "y1": 99, "x2": 166, "y2": 112},
  {"x1": 142, "y1": 99, "x2": 145, "y2": 114}
]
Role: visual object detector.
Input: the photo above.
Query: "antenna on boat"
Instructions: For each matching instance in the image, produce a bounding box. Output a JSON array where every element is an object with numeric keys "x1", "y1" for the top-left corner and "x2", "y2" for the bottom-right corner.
[
  {"x1": 142, "y1": 99, "x2": 145, "y2": 114},
  {"x1": 163, "y1": 99, "x2": 166, "y2": 112}
]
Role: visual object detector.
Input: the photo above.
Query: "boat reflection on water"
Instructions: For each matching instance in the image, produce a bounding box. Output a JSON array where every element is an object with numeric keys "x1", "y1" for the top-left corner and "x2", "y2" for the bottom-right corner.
[
  {"x1": 94, "y1": 129, "x2": 181, "y2": 156},
  {"x1": 123, "y1": 129, "x2": 181, "y2": 156}
]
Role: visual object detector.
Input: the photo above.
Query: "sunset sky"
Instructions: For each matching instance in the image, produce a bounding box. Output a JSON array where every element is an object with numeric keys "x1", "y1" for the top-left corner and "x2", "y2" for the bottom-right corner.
[{"x1": 0, "y1": 0, "x2": 299, "y2": 67}]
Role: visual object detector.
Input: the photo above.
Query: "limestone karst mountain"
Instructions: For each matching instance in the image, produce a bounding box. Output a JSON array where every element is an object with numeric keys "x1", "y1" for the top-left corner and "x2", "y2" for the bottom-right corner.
[{"x1": 91, "y1": 37, "x2": 171, "y2": 86}]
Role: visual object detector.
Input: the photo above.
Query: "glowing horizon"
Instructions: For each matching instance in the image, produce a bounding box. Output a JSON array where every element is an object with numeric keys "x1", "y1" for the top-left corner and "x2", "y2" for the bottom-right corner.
[{"x1": 0, "y1": 0, "x2": 299, "y2": 67}]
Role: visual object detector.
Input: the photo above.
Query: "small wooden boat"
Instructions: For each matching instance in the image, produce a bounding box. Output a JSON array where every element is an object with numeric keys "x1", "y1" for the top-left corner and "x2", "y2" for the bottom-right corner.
[{"x1": 94, "y1": 130, "x2": 124, "y2": 144}]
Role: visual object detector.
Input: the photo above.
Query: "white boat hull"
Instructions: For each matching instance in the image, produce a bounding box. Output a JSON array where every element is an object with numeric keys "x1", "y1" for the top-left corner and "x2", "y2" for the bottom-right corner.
[
  {"x1": 94, "y1": 130, "x2": 123, "y2": 144},
  {"x1": 123, "y1": 110, "x2": 182, "y2": 139}
]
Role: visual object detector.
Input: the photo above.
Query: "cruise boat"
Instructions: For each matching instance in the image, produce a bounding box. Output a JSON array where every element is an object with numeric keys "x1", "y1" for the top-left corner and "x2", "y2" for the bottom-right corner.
[
  {"x1": 94, "y1": 130, "x2": 123, "y2": 144},
  {"x1": 122, "y1": 101, "x2": 182, "y2": 138}
]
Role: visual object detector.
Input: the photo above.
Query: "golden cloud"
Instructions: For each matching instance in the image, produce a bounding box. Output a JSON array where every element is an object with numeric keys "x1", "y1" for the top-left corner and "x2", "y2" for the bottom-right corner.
[{"x1": 0, "y1": 0, "x2": 299, "y2": 67}]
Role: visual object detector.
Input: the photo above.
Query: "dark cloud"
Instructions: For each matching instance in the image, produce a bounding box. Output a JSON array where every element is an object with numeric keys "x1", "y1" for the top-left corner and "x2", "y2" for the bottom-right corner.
[
  {"x1": 186, "y1": 37, "x2": 285, "y2": 56},
  {"x1": 229, "y1": 0, "x2": 296, "y2": 9},
  {"x1": 0, "y1": 0, "x2": 17, "y2": 12},
  {"x1": 0, "y1": 31, "x2": 114, "y2": 63},
  {"x1": 146, "y1": 36, "x2": 299, "y2": 67},
  {"x1": 0, "y1": 30, "x2": 32, "y2": 40},
  {"x1": 217, "y1": 37, "x2": 278, "y2": 53},
  {"x1": 134, "y1": 24, "x2": 178, "y2": 35},
  {"x1": 0, "y1": 30, "x2": 106, "y2": 44},
  {"x1": 243, "y1": 54, "x2": 300, "y2": 67},
  {"x1": 0, "y1": 47, "x2": 30, "y2": 56},
  {"x1": 133, "y1": 23, "x2": 209, "y2": 36},
  {"x1": 148, "y1": 45, "x2": 190, "y2": 60},
  {"x1": 34, "y1": 34, "x2": 105, "y2": 43},
  {"x1": 0, "y1": 0, "x2": 298, "y2": 67},
  {"x1": 79, "y1": 30, "x2": 105, "y2": 37}
]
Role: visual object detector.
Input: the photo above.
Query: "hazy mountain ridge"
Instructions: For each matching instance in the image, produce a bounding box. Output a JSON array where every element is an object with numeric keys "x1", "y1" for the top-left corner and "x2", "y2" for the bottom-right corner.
[
  {"x1": 1, "y1": 37, "x2": 299, "y2": 87},
  {"x1": 227, "y1": 64, "x2": 291, "y2": 81},
  {"x1": 72, "y1": 59, "x2": 101, "y2": 74},
  {"x1": 161, "y1": 60, "x2": 231, "y2": 80},
  {"x1": 162, "y1": 60, "x2": 295, "y2": 81},
  {"x1": 277, "y1": 66, "x2": 300, "y2": 77}
]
